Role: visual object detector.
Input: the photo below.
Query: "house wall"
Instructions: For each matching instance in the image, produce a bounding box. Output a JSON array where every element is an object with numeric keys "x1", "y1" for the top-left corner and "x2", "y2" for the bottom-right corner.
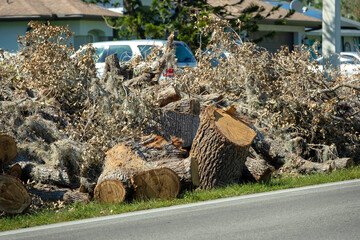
[
  {"x1": 249, "y1": 24, "x2": 306, "y2": 52},
  {"x1": 0, "y1": 21, "x2": 29, "y2": 51},
  {"x1": 0, "y1": 19, "x2": 114, "y2": 52}
]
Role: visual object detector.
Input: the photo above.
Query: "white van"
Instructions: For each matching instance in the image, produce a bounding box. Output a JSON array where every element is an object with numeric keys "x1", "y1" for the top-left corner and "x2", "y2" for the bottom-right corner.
[{"x1": 90, "y1": 39, "x2": 197, "y2": 80}]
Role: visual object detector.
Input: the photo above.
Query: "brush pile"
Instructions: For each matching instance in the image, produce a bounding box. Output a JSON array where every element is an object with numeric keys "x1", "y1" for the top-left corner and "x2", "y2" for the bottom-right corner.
[{"x1": 1, "y1": 18, "x2": 359, "y2": 214}]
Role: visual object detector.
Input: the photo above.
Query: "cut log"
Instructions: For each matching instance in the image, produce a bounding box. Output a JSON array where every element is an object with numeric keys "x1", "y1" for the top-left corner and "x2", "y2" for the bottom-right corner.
[
  {"x1": 95, "y1": 138, "x2": 188, "y2": 203},
  {"x1": 288, "y1": 156, "x2": 333, "y2": 174},
  {"x1": 242, "y1": 157, "x2": 275, "y2": 182},
  {"x1": 28, "y1": 184, "x2": 90, "y2": 204},
  {"x1": 94, "y1": 143, "x2": 152, "y2": 203},
  {"x1": 132, "y1": 168, "x2": 180, "y2": 201},
  {"x1": 20, "y1": 163, "x2": 71, "y2": 187},
  {"x1": 190, "y1": 105, "x2": 257, "y2": 189},
  {"x1": 142, "y1": 84, "x2": 181, "y2": 107},
  {"x1": 152, "y1": 157, "x2": 192, "y2": 186},
  {"x1": 0, "y1": 175, "x2": 31, "y2": 214},
  {"x1": 94, "y1": 179, "x2": 126, "y2": 204},
  {"x1": 9, "y1": 163, "x2": 22, "y2": 179},
  {"x1": 63, "y1": 191, "x2": 90, "y2": 204},
  {"x1": 162, "y1": 98, "x2": 201, "y2": 115},
  {"x1": 331, "y1": 157, "x2": 354, "y2": 170},
  {"x1": 0, "y1": 134, "x2": 17, "y2": 166}
]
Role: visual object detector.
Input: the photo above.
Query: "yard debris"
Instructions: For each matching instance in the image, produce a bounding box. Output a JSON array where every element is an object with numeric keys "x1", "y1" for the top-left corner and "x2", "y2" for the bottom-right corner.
[{"x1": 1, "y1": 19, "x2": 360, "y2": 213}]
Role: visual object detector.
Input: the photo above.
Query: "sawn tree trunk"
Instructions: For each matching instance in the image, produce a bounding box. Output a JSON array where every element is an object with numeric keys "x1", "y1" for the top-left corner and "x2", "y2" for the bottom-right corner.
[{"x1": 190, "y1": 105, "x2": 257, "y2": 189}]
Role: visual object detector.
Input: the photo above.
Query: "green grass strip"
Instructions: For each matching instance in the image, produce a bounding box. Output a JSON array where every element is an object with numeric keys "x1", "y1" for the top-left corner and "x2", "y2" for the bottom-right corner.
[{"x1": 1, "y1": 166, "x2": 360, "y2": 232}]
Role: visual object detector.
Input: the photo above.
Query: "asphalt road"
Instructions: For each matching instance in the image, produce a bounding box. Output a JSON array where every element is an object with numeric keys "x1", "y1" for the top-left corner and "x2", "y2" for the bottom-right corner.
[{"x1": 1, "y1": 179, "x2": 360, "y2": 240}]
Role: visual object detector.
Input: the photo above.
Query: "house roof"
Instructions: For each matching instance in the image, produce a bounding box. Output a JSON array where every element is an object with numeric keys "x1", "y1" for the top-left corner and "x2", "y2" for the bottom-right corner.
[
  {"x1": 207, "y1": 0, "x2": 321, "y2": 27},
  {"x1": 0, "y1": 0, "x2": 122, "y2": 20},
  {"x1": 265, "y1": 1, "x2": 360, "y2": 29}
]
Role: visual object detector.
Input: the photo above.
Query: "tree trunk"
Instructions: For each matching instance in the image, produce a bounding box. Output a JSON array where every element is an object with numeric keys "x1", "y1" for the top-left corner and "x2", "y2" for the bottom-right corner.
[
  {"x1": 190, "y1": 105, "x2": 257, "y2": 189},
  {"x1": 0, "y1": 175, "x2": 31, "y2": 214},
  {"x1": 0, "y1": 134, "x2": 17, "y2": 167},
  {"x1": 242, "y1": 157, "x2": 275, "y2": 182},
  {"x1": 132, "y1": 168, "x2": 180, "y2": 201}
]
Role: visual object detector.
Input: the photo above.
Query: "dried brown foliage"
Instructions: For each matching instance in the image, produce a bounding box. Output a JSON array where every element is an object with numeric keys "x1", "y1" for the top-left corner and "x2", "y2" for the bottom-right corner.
[
  {"x1": 175, "y1": 16, "x2": 360, "y2": 163},
  {"x1": 1, "y1": 17, "x2": 360, "y2": 187}
]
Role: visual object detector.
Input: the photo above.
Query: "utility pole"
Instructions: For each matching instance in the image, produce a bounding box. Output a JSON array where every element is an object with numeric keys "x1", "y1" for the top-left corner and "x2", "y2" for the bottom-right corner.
[{"x1": 322, "y1": 0, "x2": 341, "y2": 69}]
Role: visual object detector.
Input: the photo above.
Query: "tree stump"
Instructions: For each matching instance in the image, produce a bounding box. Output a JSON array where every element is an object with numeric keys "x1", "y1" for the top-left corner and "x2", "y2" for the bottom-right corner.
[
  {"x1": 190, "y1": 105, "x2": 257, "y2": 189},
  {"x1": 132, "y1": 168, "x2": 180, "y2": 201},
  {"x1": 0, "y1": 134, "x2": 17, "y2": 167},
  {"x1": 0, "y1": 175, "x2": 31, "y2": 214}
]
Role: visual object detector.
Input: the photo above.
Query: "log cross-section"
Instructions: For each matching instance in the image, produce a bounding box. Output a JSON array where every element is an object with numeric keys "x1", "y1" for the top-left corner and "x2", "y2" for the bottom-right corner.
[
  {"x1": 0, "y1": 134, "x2": 17, "y2": 167},
  {"x1": 190, "y1": 105, "x2": 257, "y2": 189},
  {"x1": 0, "y1": 175, "x2": 31, "y2": 214},
  {"x1": 132, "y1": 168, "x2": 180, "y2": 201}
]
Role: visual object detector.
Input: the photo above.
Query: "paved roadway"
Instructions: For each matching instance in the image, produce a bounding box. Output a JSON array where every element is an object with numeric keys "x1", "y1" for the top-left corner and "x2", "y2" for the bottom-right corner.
[{"x1": 1, "y1": 179, "x2": 360, "y2": 240}]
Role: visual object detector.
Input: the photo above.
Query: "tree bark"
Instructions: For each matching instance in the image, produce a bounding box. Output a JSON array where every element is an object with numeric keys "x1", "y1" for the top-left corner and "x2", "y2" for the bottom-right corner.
[
  {"x1": 0, "y1": 175, "x2": 31, "y2": 214},
  {"x1": 101, "y1": 53, "x2": 131, "y2": 83},
  {"x1": 190, "y1": 105, "x2": 257, "y2": 189},
  {"x1": 331, "y1": 157, "x2": 354, "y2": 170},
  {"x1": 242, "y1": 157, "x2": 275, "y2": 182},
  {"x1": 162, "y1": 98, "x2": 201, "y2": 115},
  {"x1": 288, "y1": 156, "x2": 333, "y2": 174},
  {"x1": 28, "y1": 184, "x2": 90, "y2": 203},
  {"x1": 158, "y1": 110, "x2": 200, "y2": 148},
  {"x1": 20, "y1": 162, "x2": 71, "y2": 187},
  {"x1": 142, "y1": 84, "x2": 181, "y2": 107}
]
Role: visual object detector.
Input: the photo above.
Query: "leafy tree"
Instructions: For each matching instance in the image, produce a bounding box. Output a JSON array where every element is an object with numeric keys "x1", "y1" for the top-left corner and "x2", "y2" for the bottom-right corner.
[{"x1": 84, "y1": 0, "x2": 293, "y2": 50}]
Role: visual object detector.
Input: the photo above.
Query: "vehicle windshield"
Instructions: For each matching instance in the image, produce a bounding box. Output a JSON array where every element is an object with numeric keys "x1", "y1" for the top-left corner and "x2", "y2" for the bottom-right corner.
[
  {"x1": 108, "y1": 45, "x2": 133, "y2": 62},
  {"x1": 94, "y1": 46, "x2": 105, "y2": 63},
  {"x1": 138, "y1": 43, "x2": 196, "y2": 63}
]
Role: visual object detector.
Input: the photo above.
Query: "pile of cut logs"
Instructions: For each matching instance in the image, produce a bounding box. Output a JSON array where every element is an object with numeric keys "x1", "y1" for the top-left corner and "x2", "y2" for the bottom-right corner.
[{"x1": 0, "y1": 33, "x2": 356, "y2": 214}]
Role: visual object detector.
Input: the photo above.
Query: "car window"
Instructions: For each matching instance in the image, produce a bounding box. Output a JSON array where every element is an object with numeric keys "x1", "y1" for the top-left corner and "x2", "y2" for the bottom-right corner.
[
  {"x1": 108, "y1": 45, "x2": 133, "y2": 62},
  {"x1": 94, "y1": 46, "x2": 105, "y2": 63},
  {"x1": 341, "y1": 55, "x2": 360, "y2": 64},
  {"x1": 175, "y1": 43, "x2": 196, "y2": 63},
  {"x1": 138, "y1": 45, "x2": 161, "y2": 59}
]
